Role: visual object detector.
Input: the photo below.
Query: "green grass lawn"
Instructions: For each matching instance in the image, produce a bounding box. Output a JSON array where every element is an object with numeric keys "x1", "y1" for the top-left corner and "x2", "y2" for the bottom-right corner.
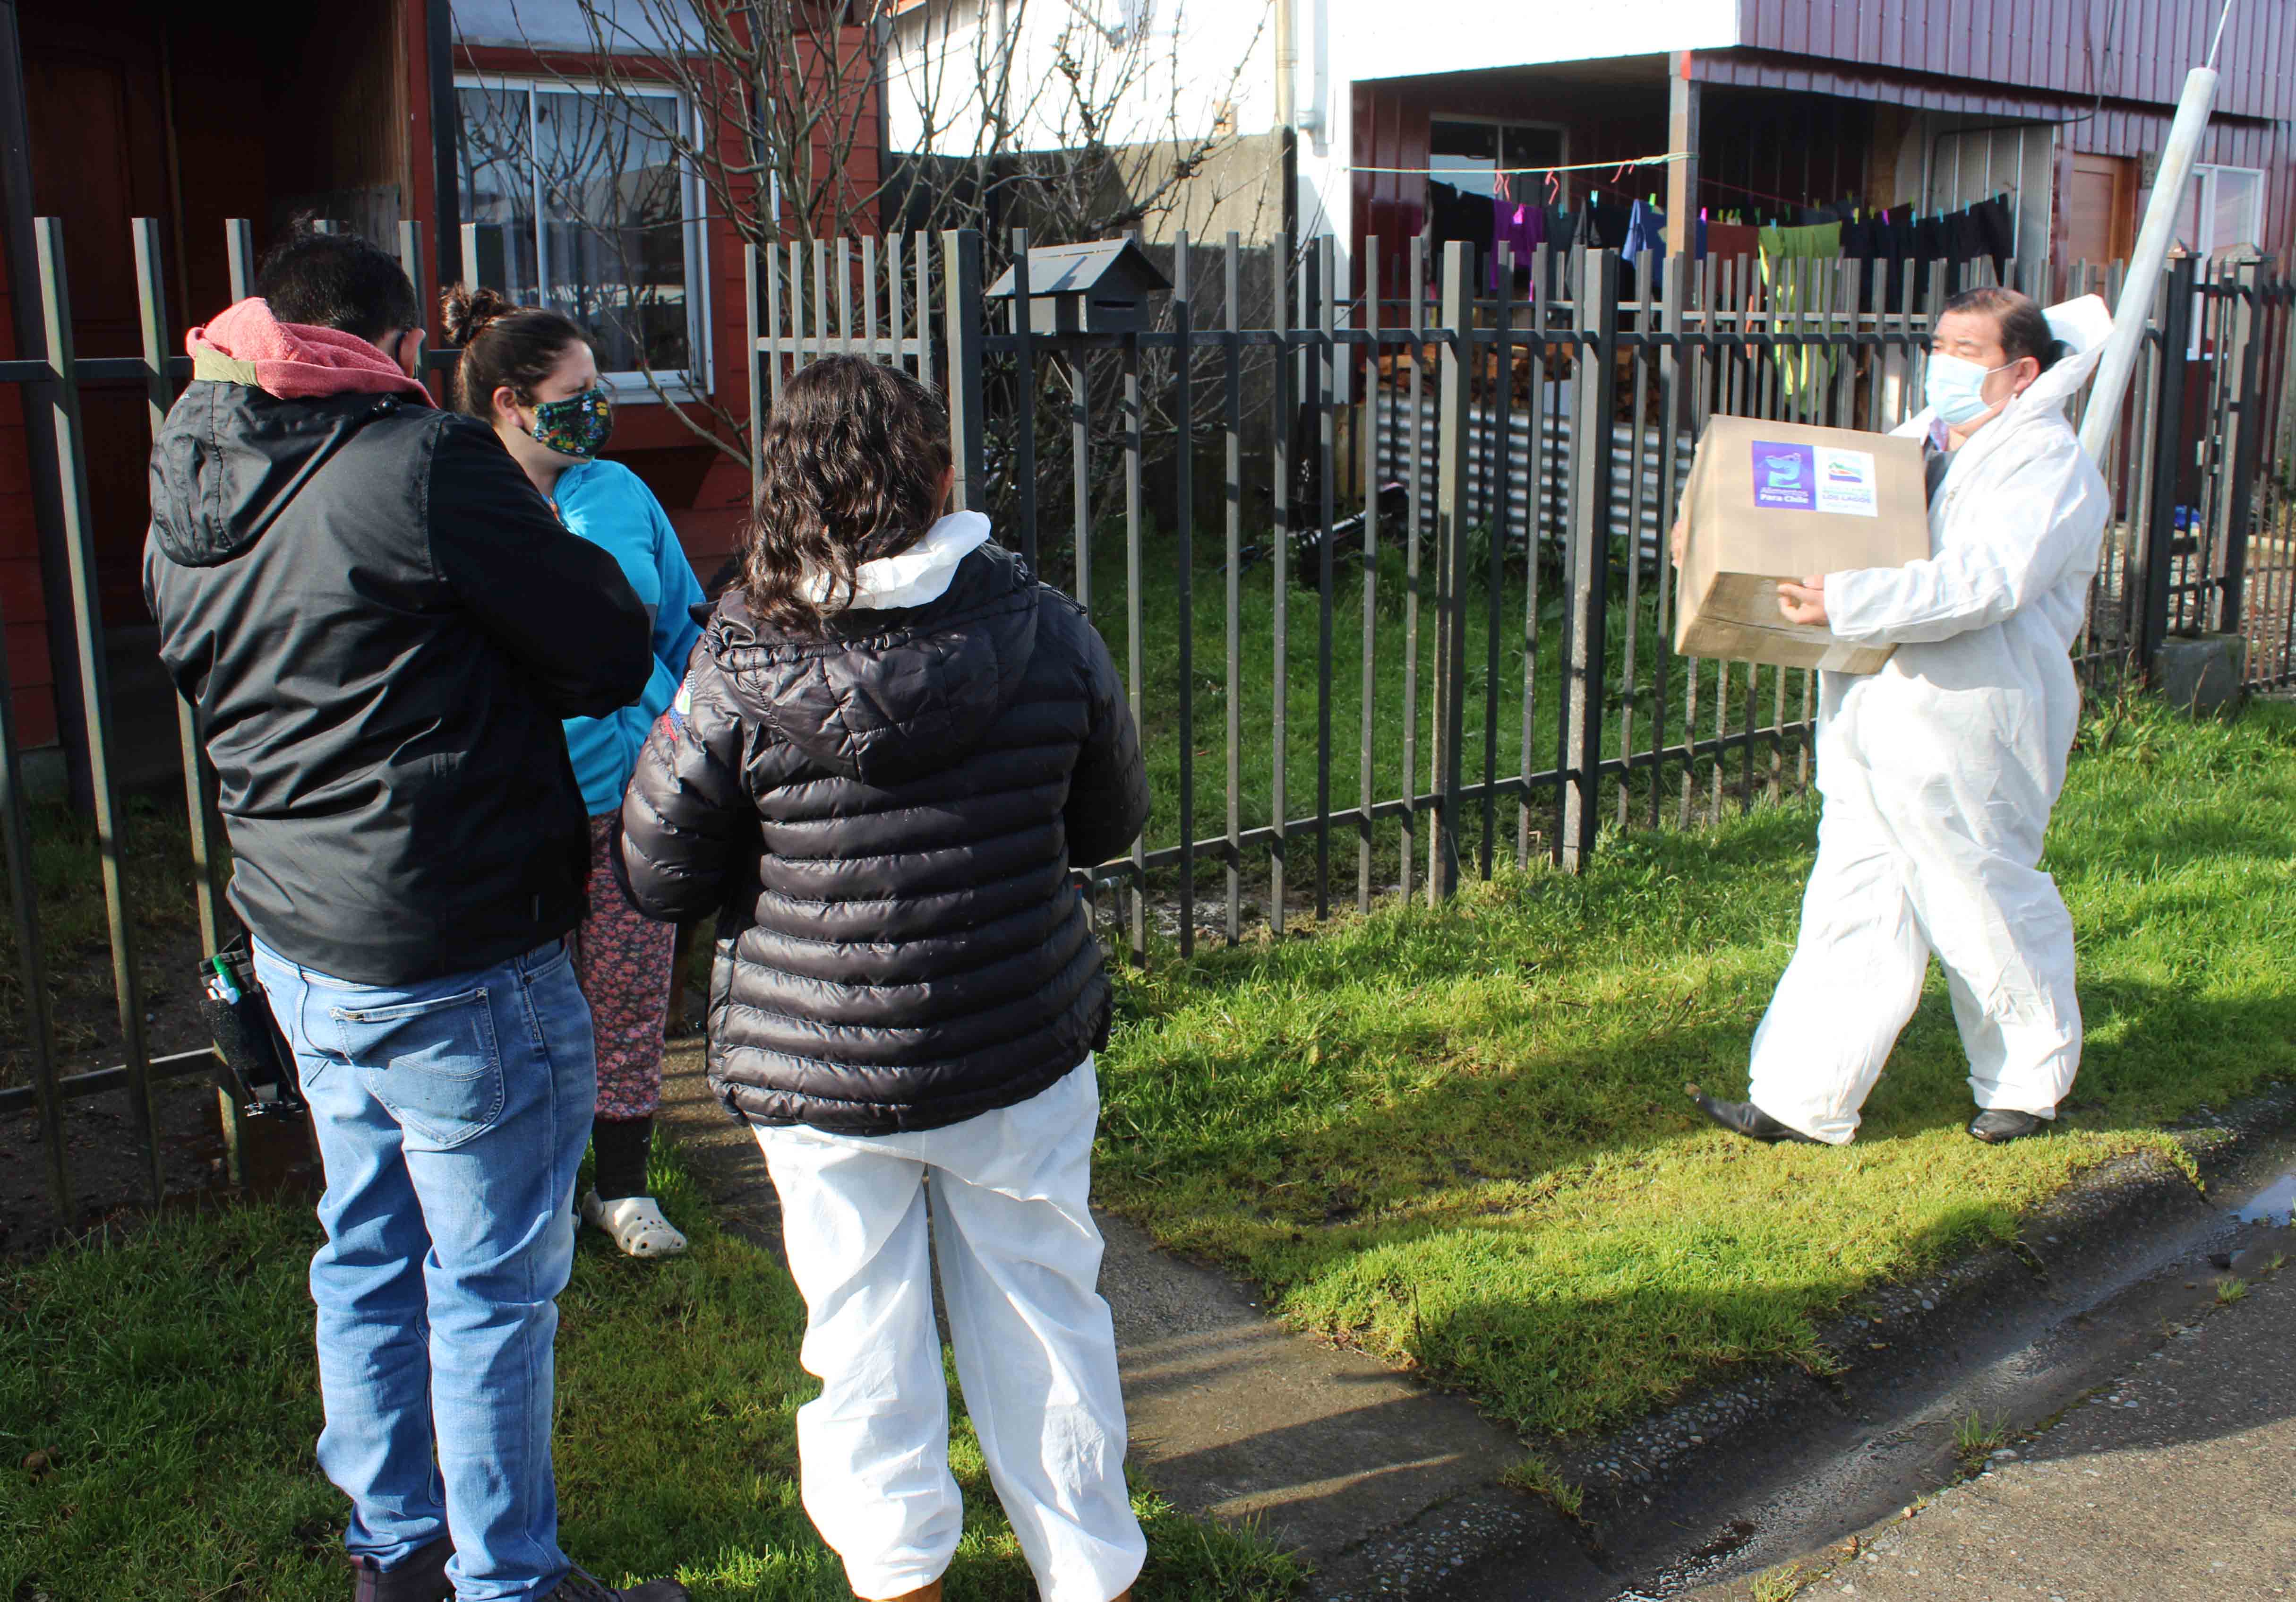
[
  {"x1": 1092, "y1": 694, "x2": 2296, "y2": 1437},
  {"x1": 1085, "y1": 525, "x2": 1802, "y2": 904},
  {"x1": 0, "y1": 793, "x2": 200, "y2": 1081},
  {"x1": 0, "y1": 1144, "x2": 1301, "y2": 1601}
]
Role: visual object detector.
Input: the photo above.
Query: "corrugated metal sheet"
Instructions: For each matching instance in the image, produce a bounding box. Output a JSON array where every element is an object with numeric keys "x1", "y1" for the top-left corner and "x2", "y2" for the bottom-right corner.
[
  {"x1": 1735, "y1": 0, "x2": 2291, "y2": 121},
  {"x1": 1371, "y1": 390, "x2": 1694, "y2": 564}
]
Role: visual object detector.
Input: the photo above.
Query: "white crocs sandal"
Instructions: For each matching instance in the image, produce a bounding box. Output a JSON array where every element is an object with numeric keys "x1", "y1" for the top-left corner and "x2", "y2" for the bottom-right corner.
[{"x1": 581, "y1": 1189, "x2": 689, "y2": 1257}]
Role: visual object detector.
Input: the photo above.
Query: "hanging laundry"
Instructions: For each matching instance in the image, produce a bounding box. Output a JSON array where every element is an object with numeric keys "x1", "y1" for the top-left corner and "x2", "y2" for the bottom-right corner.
[
  {"x1": 1971, "y1": 194, "x2": 2016, "y2": 280},
  {"x1": 1704, "y1": 221, "x2": 1762, "y2": 267},
  {"x1": 1584, "y1": 193, "x2": 1631, "y2": 251},
  {"x1": 1490, "y1": 194, "x2": 1543, "y2": 292},
  {"x1": 1625, "y1": 198, "x2": 1667, "y2": 258},
  {"x1": 1625, "y1": 198, "x2": 1668, "y2": 295},
  {"x1": 1543, "y1": 203, "x2": 1579, "y2": 253},
  {"x1": 1758, "y1": 221, "x2": 1842, "y2": 408},
  {"x1": 1426, "y1": 180, "x2": 1496, "y2": 263},
  {"x1": 1840, "y1": 211, "x2": 1882, "y2": 308},
  {"x1": 1756, "y1": 221, "x2": 1841, "y2": 263}
]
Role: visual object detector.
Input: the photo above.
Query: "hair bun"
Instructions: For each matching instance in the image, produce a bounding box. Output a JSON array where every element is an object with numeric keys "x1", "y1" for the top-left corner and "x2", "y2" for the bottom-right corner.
[{"x1": 441, "y1": 283, "x2": 517, "y2": 345}]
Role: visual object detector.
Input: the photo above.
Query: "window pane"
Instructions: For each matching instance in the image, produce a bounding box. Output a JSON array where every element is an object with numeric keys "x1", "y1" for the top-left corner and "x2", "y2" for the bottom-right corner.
[
  {"x1": 2178, "y1": 170, "x2": 2203, "y2": 254},
  {"x1": 2212, "y1": 168, "x2": 2262, "y2": 253},
  {"x1": 1429, "y1": 120, "x2": 1499, "y2": 195},
  {"x1": 456, "y1": 86, "x2": 540, "y2": 304},
  {"x1": 533, "y1": 88, "x2": 691, "y2": 376}
]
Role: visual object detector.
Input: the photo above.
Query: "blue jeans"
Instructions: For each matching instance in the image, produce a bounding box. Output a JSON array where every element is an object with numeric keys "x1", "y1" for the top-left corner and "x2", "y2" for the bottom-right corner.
[{"x1": 254, "y1": 938, "x2": 596, "y2": 1602}]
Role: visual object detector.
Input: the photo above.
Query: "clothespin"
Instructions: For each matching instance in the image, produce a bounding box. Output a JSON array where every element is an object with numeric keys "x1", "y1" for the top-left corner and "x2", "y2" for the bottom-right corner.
[{"x1": 1546, "y1": 170, "x2": 1560, "y2": 205}]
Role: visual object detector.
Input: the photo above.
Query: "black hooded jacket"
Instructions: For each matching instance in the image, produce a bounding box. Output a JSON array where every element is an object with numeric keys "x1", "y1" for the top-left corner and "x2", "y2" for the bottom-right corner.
[
  {"x1": 145, "y1": 379, "x2": 652, "y2": 984},
  {"x1": 616, "y1": 542, "x2": 1148, "y2": 1135}
]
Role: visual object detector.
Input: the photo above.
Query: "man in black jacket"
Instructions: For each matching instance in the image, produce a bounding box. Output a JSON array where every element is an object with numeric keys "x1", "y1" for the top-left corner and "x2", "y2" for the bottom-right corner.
[{"x1": 145, "y1": 230, "x2": 685, "y2": 1602}]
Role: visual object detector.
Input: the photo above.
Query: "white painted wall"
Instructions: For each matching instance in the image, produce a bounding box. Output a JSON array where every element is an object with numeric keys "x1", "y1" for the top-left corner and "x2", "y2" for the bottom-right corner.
[{"x1": 1290, "y1": 0, "x2": 1737, "y2": 270}]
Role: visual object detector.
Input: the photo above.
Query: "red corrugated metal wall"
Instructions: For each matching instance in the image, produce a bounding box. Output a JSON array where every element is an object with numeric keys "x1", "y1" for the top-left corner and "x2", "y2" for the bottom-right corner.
[{"x1": 1739, "y1": 0, "x2": 2289, "y2": 123}]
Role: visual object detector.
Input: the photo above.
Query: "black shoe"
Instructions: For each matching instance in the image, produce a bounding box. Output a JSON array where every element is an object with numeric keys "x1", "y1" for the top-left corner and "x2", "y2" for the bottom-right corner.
[
  {"x1": 1688, "y1": 1086, "x2": 1822, "y2": 1145},
  {"x1": 1969, "y1": 1109, "x2": 2048, "y2": 1144},
  {"x1": 352, "y1": 1536, "x2": 453, "y2": 1602},
  {"x1": 549, "y1": 1566, "x2": 692, "y2": 1602}
]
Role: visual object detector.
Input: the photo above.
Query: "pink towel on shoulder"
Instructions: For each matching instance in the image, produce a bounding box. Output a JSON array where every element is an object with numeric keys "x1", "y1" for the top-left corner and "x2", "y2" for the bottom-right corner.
[{"x1": 187, "y1": 298, "x2": 433, "y2": 405}]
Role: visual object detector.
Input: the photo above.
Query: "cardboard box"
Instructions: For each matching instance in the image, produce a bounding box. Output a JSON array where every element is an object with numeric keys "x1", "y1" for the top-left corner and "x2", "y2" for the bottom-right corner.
[{"x1": 1673, "y1": 415, "x2": 1931, "y2": 673}]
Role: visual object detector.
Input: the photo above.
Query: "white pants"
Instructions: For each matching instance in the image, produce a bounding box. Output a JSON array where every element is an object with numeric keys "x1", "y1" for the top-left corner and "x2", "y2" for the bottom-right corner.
[
  {"x1": 1747, "y1": 733, "x2": 2082, "y2": 1146},
  {"x1": 754, "y1": 1060, "x2": 1145, "y2": 1602}
]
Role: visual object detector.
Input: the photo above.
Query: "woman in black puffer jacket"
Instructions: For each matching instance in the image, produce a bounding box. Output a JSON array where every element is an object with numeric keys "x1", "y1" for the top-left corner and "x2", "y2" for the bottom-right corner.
[{"x1": 616, "y1": 355, "x2": 1148, "y2": 1602}]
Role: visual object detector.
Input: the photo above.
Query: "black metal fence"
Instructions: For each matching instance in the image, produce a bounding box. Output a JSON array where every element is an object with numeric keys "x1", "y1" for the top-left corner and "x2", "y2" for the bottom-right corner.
[
  {"x1": 0, "y1": 215, "x2": 2289, "y2": 1232},
  {"x1": 0, "y1": 216, "x2": 445, "y2": 1232},
  {"x1": 747, "y1": 230, "x2": 2296, "y2": 963}
]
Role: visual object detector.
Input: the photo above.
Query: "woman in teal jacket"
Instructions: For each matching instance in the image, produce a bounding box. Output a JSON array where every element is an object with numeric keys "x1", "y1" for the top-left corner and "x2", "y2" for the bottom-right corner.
[{"x1": 445, "y1": 286, "x2": 706, "y2": 1257}]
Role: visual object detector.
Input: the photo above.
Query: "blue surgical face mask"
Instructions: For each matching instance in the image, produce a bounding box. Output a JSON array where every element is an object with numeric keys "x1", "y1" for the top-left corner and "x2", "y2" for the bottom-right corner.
[{"x1": 1924, "y1": 352, "x2": 2013, "y2": 425}]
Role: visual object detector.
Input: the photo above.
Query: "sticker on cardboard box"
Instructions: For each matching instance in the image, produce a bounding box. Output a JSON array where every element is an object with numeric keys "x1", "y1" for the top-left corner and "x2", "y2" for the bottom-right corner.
[
  {"x1": 1750, "y1": 442, "x2": 1815, "y2": 510},
  {"x1": 1749, "y1": 441, "x2": 1880, "y2": 517},
  {"x1": 1813, "y1": 447, "x2": 1879, "y2": 517}
]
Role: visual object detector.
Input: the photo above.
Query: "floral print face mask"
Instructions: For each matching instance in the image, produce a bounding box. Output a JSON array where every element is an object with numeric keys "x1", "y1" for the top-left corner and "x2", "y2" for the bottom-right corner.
[{"x1": 529, "y1": 386, "x2": 614, "y2": 458}]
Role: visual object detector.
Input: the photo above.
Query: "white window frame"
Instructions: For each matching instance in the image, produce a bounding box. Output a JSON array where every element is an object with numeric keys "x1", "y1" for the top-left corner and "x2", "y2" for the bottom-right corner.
[
  {"x1": 1425, "y1": 116, "x2": 1570, "y2": 206},
  {"x1": 2183, "y1": 162, "x2": 2265, "y2": 257},
  {"x1": 454, "y1": 71, "x2": 712, "y2": 402},
  {"x1": 2178, "y1": 163, "x2": 2264, "y2": 358}
]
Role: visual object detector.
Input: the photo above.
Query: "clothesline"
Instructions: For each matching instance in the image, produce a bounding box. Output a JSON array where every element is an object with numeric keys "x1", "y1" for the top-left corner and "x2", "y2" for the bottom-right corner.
[{"x1": 1345, "y1": 151, "x2": 1689, "y2": 177}]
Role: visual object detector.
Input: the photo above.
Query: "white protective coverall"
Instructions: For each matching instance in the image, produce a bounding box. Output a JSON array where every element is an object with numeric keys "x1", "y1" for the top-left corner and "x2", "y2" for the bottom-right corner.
[{"x1": 1746, "y1": 296, "x2": 2114, "y2": 1146}]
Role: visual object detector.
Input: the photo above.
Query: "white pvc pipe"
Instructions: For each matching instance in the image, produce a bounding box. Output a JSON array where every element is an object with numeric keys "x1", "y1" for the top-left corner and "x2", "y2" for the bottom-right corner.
[{"x1": 2078, "y1": 67, "x2": 2221, "y2": 462}]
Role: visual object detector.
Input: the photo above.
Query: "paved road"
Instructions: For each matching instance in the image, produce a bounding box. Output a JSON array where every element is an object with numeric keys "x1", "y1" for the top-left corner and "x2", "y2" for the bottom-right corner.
[{"x1": 1686, "y1": 1253, "x2": 2296, "y2": 1602}]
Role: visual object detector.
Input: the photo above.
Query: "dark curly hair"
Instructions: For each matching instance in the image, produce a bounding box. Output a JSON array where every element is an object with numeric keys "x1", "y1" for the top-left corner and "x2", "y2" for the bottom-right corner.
[
  {"x1": 745, "y1": 355, "x2": 954, "y2": 636},
  {"x1": 439, "y1": 284, "x2": 586, "y2": 419}
]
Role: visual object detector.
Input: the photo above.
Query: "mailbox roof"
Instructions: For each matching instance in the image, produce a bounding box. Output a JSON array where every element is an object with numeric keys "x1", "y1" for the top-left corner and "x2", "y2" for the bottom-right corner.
[{"x1": 985, "y1": 238, "x2": 1171, "y2": 299}]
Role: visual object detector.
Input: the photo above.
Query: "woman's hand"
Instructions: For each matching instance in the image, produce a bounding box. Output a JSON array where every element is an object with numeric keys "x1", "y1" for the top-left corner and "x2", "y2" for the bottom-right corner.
[
  {"x1": 1776, "y1": 575, "x2": 1828, "y2": 628},
  {"x1": 1670, "y1": 515, "x2": 1688, "y2": 568}
]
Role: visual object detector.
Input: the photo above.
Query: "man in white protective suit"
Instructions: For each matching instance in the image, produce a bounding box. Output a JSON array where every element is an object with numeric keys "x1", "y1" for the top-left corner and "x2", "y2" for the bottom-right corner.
[{"x1": 1686, "y1": 285, "x2": 2115, "y2": 1148}]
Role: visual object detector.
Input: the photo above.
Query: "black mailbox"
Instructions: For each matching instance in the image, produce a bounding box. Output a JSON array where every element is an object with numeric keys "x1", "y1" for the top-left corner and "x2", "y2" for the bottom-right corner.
[{"x1": 985, "y1": 239, "x2": 1171, "y2": 335}]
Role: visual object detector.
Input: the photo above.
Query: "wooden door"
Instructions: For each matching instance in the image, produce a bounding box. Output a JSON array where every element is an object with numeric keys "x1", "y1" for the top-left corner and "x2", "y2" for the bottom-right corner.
[{"x1": 2064, "y1": 153, "x2": 2137, "y2": 269}]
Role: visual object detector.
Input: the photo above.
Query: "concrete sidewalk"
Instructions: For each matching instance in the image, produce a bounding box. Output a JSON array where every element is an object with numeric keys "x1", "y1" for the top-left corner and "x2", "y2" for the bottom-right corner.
[{"x1": 1686, "y1": 1252, "x2": 2296, "y2": 1602}]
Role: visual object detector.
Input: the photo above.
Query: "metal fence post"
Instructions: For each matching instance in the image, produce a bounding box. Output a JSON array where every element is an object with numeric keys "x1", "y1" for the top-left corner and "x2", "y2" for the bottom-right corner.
[
  {"x1": 2140, "y1": 256, "x2": 2196, "y2": 675},
  {"x1": 2215, "y1": 256, "x2": 2264, "y2": 638},
  {"x1": 1009, "y1": 228, "x2": 1039, "y2": 570},
  {"x1": 134, "y1": 220, "x2": 229, "y2": 959},
  {"x1": 1561, "y1": 250, "x2": 1620, "y2": 872},
  {"x1": 1171, "y1": 232, "x2": 1193, "y2": 955},
  {"x1": 225, "y1": 218, "x2": 255, "y2": 300},
  {"x1": 36, "y1": 215, "x2": 162, "y2": 1206},
  {"x1": 1428, "y1": 240, "x2": 1471, "y2": 903},
  {"x1": 942, "y1": 229, "x2": 987, "y2": 510},
  {"x1": 744, "y1": 242, "x2": 763, "y2": 499}
]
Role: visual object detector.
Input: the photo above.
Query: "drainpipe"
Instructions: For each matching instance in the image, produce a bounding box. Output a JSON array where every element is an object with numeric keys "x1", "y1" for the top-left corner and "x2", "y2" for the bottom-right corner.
[
  {"x1": 1274, "y1": 0, "x2": 1297, "y2": 242},
  {"x1": 1274, "y1": 0, "x2": 1294, "y2": 131}
]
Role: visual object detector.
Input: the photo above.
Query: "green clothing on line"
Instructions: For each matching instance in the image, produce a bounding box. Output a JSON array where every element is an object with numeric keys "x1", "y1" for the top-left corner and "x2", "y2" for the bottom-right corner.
[{"x1": 1759, "y1": 223, "x2": 1845, "y2": 407}]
